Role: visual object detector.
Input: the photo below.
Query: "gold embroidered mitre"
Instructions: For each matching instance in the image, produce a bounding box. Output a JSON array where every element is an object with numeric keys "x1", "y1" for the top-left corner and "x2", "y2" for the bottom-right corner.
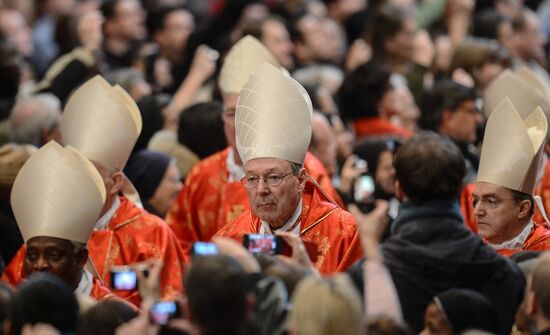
[
  {"x1": 11, "y1": 141, "x2": 106, "y2": 244},
  {"x1": 235, "y1": 63, "x2": 312, "y2": 165}
]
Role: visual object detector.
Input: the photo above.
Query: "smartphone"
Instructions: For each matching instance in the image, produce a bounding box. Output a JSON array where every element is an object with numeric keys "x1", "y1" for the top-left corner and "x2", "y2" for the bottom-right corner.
[
  {"x1": 110, "y1": 266, "x2": 138, "y2": 291},
  {"x1": 243, "y1": 234, "x2": 283, "y2": 255},
  {"x1": 192, "y1": 242, "x2": 219, "y2": 256},
  {"x1": 353, "y1": 174, "x2": 375, "y2": 203},
  {"x1": 149, "y1": 301, "x2": 181, "y2": 326}
]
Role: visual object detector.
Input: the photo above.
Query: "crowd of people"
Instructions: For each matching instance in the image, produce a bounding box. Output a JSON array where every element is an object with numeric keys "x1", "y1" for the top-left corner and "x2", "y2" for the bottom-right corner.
[{"x1": 1, "y1": 0, "x2": 550, "y2": 334}]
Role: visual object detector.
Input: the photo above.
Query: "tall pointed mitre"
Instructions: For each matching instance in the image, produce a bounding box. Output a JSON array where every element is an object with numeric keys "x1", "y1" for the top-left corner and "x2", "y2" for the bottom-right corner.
[
  {"x1": 483, "y1": 69, "x2": 550, "y2": 141},
  {"x1": 477, "y1": 98, "x2": 547, "y2": 194},
  {"x1": 218, "y1": 35, "x2": 280, "y2": 95},
  {"x1": 11, "y1": 141, "x2": 106, "y2": 244},
  {"x1": 236, "y1": 63, "x2": 313, "y2": 165},
  {"x1": 61, "y1": 75, "x2": 142, "y2": 170}
]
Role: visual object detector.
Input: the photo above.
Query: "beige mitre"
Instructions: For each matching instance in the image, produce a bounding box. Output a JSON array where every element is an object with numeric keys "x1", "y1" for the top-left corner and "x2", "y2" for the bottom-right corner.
[
  {"x1": 218, "y1": 35, "x2": 280, "y2": 95},
  {"x1": 483, "y1": 69, "x2": 550, "y2": 141},
  {"x1": 477, "y1": 98, "x2": 547, "y2": 195},
  {"x1": 61, "y1": 75, "x2": 142, "y2": 171},
  {"x1": 11, "y1": 141, "x2": 106, "y2": 244},
  {"x1": 236, "y1": 63, "x2": 312, "y2": 165}
]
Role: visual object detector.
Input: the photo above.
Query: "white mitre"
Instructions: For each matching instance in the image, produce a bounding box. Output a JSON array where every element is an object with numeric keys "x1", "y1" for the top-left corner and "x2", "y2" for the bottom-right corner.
[
  {"x1": 235, "y1": 63, "x2": 313, "y2": 165},
  {"x1": 11, "y1": 141, "x2": 106, "y2": 244}
]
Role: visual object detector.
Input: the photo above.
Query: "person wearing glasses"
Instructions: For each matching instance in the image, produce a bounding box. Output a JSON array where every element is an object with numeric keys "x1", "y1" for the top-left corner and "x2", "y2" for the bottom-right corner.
[
  {"x1": 473, "y1": 97, "x2": 550, "y2": 256},
  {"x1": 216, "y1": 63, "x2": 362, "y2": 275},
  {"x1": 165, "y1": 35, "x2": 342, "y2": 257}
]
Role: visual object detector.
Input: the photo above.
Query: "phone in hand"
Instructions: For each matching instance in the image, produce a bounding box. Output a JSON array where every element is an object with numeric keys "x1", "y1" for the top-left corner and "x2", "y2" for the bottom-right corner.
[
  {"x1": 243, "y1": 234, "x2": 283, "y2": 255},
  {"x1": 192, "y1": 242, "x2": 219, "y2": 256},
  {"x1": 149, "y1": 301, "x2": 181, "y2": 325},
  {"x1": 353, "y1": 174, "x2": 375, "y2": 203},
  {"x1": 110, "y1": 266, "x2": 138, "y2": 291}
]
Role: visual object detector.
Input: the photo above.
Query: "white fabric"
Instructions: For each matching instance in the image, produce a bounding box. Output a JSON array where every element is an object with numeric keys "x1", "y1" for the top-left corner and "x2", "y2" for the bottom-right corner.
[
  {"x1": 226, "y1": 148, "x2": 245, "y2": 182},
  {"x1": 260, "y1": 199, "x2": 302, "y2": 234},
  {"x1": 489, "y1": 220, "x2": 534, "y2": 251},
  {"x1": 95, "y1": 196, "x2": 121, "y2": 230},
  {"x1": 75, "y1": 269, "x2": 93, "y2": 297}
]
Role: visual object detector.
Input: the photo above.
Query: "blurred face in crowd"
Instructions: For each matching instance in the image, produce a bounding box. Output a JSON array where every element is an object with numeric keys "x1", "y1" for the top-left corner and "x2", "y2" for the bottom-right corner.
[
  {"x1": 107, "y1": 0, "x2": 145, "y2": 40},
  {"x1": 148, "y1": 160, "x2": 182, "y2": 216},
  {"x1": 155, "y1": 9, "x2": 195, "y2": 58},
  {"x1": 244, "y1": 158, "x2": 306, "y2": 229},
  {"x1": 473, "y1": 61, "x2": 504, "y2": 92},
  {"x1": 311, "y1": 113, "x2": 338, "y2": 175},
  {"x1": 513, "y1": 11, "x2": 546, "y2": 63},
  {"x1": 473, "y1": 182, "x2": 531, "y2": 244},
  {"x1": 441, "y1": 99, "x2": 483, "y2": 144},
  {"x1": 25, "y1": 236, "x2": 87, "y2": 290},
  {"x1": 261, "y1": 19, "x2": 294, "y2": 70},
  {"x1": 375, "y1": 150, "x2": 396, "y2": 195},
  {"x1": 221, "y1": 94, "x2": 239, "y2": 163},
  {"x1": 296, "y1": 14, "x2": 325, "y2": 63},
  {"x1": 385, "y1": 18, "x2": 416, "y2": 62},
  {"x1": 0, "y1": 9, "x2": 33, "y2": 57},
  {"x1": 420, "y1": 302, "x2": 453, "y2": 335}
]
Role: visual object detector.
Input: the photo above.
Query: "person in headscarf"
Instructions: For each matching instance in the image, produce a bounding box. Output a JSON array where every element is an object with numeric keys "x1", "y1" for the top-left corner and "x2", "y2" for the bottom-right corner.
[
  {"x1": 421, "y1": 289, "x2": 501, "y2": 335},
  {"x1": 124, "y1": 150, "x2": 182, "y2": 218}
]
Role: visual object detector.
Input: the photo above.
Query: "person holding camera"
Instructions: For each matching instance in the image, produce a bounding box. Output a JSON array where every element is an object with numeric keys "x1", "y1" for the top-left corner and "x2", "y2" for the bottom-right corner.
[
  {"x1": 347, "y1": 132, "x2": 525, "y2": 333},
  {"x1": 215, "y1": 63, "x2": 362, "y2": 274}
]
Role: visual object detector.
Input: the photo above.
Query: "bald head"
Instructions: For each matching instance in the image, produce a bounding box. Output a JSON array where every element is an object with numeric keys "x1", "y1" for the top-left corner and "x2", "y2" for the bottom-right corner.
[{"x1": 9, "y1": 94, "x2": 61, "y2": 147}]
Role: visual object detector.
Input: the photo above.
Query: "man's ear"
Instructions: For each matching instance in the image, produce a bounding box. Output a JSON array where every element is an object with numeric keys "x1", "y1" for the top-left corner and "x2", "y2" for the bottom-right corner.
[
  {"x1": 297, "y1": 168, "x2": 307, "y2": 192},
  {"x1": 110, "y1": 171, "x2": 125, "y2": 196},
  {"x1": 518, "y1": 199, "x2": 532, "y2": 220}
]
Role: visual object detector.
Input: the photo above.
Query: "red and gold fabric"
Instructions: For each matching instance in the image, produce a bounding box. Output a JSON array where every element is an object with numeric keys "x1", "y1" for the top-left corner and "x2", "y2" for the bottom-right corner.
[
  {"x1": 2, "y1": 196, "x2": 187, "y2": 306},
  {"x1": 166, "y1": 148, "x2": 343, "y2": 255},
  {"x1": 215, "y1": 178, "x2": 363, "y2": 274},
  {"x1": 353, "y1": 117, "x2": 413, "y2": 139},
  {"x1": 496, "y1": 222, "x2": 550, "y2": 256}
]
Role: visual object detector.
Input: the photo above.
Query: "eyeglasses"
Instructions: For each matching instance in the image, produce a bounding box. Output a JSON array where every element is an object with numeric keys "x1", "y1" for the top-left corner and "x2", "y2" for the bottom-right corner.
[
  {"x1": 221, "y1": 111, "x2": 235, "y2": 123},
  {"x1": 470, "y1": 196, "x2": 516, "y2": 209},
  {"x1": 241, "y1": 172, "x2": 294, "y2": 189}
]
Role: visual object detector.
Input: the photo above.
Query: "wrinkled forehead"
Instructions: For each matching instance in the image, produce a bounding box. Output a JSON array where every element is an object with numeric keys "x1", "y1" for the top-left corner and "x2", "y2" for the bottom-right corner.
[{"x1": 245, "y1": 157, "x2": 293, "y2": 174}]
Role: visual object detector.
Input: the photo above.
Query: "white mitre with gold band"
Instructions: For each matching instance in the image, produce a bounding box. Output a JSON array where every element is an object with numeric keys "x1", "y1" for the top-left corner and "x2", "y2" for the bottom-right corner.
[
  {"x1": 477, "y1": 98, "x2": 547, "y2": 195},
  {"x1": 11, "y1": 141, "x2": 106, "y2": 244},
  {"x1": 61, "y1": 75, "x2": 142, "y2": 170},
  {"x1": 236, "y1": 63, "x2": 312, "y2": 165},
  {"x1": 219, "y1": 35, "x2": 280, "y2": 95}
]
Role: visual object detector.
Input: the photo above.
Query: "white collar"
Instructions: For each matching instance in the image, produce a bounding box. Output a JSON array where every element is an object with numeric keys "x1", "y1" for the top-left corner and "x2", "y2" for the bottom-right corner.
[
  {"x1": 95, "y1": 196, "x2": 121, "y2": 230},
  {"x1": 226, "y1": 148, "x2": 245, "y2": 182},
  {"x1": 74, "y1": 269, "x2": 93, "y2": 297},
  {"x1": 489, "y1": 220, "x2": 534, "y2": 251},
  {"x1": 260, "y1": 198, "x2": 302, "y2": 234}
]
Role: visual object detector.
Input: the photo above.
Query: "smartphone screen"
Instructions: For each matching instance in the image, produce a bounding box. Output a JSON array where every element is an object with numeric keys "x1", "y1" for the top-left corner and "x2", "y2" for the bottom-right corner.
[
  {"x1": 243, "y1": 234, "x2": 282, "y2": 255},
  {"x1": 149, "y1": 301, "x2": 180, "y2": 325},
  {"x1": 354, "y1": 175, "x2": 375, "y2": 203},
  {"x1": 110, "y1": 268, "x2": 138, "y2": 291},
  {"x1": 192, "y1": 242, "x2": 219, "y2": 256}
]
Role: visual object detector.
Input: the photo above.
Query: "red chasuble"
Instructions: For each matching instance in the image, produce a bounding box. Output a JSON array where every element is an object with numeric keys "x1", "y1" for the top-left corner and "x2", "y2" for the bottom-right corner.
[
  {"x1": 2, "y1": 196, "x2": 187, "y2": 306},
  {"x1": 166, "y1": 148, "x2": 344, "y2": 255},
  {"x1": 215, "y1": 178, "x2": 363, "y2": 274}
]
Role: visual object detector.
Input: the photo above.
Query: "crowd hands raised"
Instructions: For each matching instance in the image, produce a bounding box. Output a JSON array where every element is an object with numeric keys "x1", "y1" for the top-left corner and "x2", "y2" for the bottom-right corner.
[{"x1": 3, "y1": 0, "x2": 550, "y2": 334}]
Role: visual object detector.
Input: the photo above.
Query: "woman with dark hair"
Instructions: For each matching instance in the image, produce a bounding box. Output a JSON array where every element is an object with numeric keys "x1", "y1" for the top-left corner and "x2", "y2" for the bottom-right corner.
[{"x1": 124, "y1": 150, "x2": 183, "y2": 218}]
